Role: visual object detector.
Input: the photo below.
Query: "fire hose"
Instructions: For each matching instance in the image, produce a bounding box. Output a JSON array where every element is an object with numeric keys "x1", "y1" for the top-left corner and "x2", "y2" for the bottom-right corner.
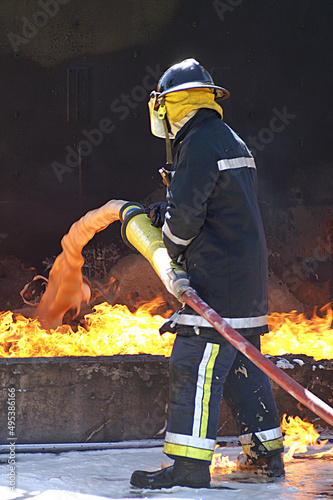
[{"x1": 120, "y1": 202, "x2": 333, "y2": 427}]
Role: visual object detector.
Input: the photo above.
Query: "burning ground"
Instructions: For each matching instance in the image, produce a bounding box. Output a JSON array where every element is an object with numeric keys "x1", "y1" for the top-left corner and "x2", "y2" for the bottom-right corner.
[{"x1": 1, "y1": 298, "x2": 333, "y2": 359}]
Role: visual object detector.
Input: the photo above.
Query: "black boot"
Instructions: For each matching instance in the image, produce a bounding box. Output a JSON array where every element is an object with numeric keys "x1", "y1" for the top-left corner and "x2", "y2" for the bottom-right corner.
[
  {"x1": 130, "y1": 459, "x2": 211, "y2": 489},
  {"x1": 236, "y1": 452, "x2": 285, "y2": 478}
]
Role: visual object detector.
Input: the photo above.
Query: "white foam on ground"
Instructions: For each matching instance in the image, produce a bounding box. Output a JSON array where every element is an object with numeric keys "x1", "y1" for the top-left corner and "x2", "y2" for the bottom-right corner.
[{"x1": 0, "y1": 444, "x2": 332, "y2": 499}]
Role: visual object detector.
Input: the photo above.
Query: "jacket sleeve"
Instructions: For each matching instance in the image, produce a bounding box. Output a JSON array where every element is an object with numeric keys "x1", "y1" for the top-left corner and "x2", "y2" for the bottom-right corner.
[{"x1": 162, "y1": 143, "x2": 219, "y2": 260}]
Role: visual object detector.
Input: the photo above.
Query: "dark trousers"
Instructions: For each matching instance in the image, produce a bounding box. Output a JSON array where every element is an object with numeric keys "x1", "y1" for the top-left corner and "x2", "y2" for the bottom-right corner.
[{"x1": 163, "y1": 333, "x2": 283, "y2": 463}]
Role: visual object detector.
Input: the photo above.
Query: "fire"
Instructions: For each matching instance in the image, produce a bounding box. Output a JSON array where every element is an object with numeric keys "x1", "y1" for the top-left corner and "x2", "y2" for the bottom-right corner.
[
  {"x1": 0, "y1": 302, "x2": 332, "y2": 359},
  {"x1": 262, "y1": 305, "x2": 333, "y2": 361},
  {"x1": 0, "y1": 299, "x2": 174, "y2": 358},
  {"x1": 281, "y1": 414, "x2": 333, "y2": 462},
  {"x1": 210, "y1": 445, "x2": 237, "y2": 474},
  {"x1": 210, "y1": 415, "x2": 333, "y2": 474}
]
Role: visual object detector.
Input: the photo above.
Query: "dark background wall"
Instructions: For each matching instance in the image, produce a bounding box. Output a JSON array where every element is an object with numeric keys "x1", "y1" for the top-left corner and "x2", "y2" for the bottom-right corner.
[{"x1": 0, "y1": 1, "x2": 332, "y2": 304}]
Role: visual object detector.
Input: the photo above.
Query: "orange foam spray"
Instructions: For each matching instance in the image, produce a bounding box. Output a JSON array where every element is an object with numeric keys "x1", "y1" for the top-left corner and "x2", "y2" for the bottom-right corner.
[{"x1": 34, "y1": 199, "x2": 127, "y2": 330}]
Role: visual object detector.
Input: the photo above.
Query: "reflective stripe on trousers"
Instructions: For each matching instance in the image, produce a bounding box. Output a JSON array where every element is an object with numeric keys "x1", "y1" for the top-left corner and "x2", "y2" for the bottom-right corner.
[
  {"x1": 164, "y1": 333, "x2": 283, "y2": 463},
  {"x1": 239, "y1": 427, "x2": 284, "y2": 456},
  {"x1": 164, "y1": 341, "x2": 220, "y2": 461}
]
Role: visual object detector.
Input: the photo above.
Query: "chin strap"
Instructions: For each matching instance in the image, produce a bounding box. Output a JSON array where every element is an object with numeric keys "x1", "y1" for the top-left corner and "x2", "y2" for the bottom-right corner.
[{"x1": 158, "y1": 97, "x2": 173, "y2": 167}]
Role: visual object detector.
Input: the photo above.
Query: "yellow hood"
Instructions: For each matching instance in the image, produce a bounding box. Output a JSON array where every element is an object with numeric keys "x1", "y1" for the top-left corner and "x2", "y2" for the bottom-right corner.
[{"x1": 164, "y1": 88, "x2": 223, "y2": 124}]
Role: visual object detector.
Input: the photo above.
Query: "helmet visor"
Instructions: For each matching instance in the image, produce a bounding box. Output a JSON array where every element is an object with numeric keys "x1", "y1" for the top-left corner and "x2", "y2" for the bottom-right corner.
[{"x1": 148, "y1": 91, "x2": 174, "y2": 139}]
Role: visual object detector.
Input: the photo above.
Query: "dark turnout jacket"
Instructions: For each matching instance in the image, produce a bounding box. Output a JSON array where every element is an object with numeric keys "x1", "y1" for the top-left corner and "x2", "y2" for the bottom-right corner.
[{"x1": 162, "y1": 108, "x2": 269, "y2": 337}]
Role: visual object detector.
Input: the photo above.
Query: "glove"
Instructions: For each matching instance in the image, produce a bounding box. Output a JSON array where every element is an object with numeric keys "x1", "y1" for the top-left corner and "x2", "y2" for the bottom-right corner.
[{"x1": 149, "y1": 202, "x2": 168, "y2": 228}]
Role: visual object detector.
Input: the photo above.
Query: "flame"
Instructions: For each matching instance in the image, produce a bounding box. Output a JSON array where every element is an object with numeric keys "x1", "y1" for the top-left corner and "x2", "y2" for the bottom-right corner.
[
  {"x1": 262, "y1": 305, "x2": 333, "y2": 361},
  {"x1": 0, "y1": 302, "x2": 332, "y2": 359},
  {"x1": 310, "y1": 449, "x2": 333, "y2": 460},
  {"x1": 210, "y1": 415, "x2": 333, "y2": 475},
  {"x1": 281, "y1": 413, "x2": 333, "y2": 462},
  {"x1": 210, "y1": 445, "x2": 237, "y2": 474},
  {"x1": 0, "y1": 299, "x2": 174, "y2": 358}
]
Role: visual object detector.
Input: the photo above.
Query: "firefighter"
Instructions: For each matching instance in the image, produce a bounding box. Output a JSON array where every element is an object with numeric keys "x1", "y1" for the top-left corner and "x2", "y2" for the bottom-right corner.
[{"x1": 130, "y1": 58, "x2": 284, "y2": 489}]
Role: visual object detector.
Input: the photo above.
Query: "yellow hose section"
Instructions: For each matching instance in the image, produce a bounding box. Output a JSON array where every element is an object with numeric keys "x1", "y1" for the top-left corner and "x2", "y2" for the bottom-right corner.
[{"x1": 124, "y1": 212, "x2": 182, "y2": 290}]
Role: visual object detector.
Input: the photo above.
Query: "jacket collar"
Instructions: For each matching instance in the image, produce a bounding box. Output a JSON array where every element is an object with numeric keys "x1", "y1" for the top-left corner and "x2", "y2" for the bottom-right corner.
[{"x1": 173, "y1": 108, "x2": 221, "y2": 148}]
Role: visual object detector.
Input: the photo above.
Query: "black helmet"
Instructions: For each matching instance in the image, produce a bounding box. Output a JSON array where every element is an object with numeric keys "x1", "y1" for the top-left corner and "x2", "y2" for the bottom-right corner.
[{"x1": 157, "y1": 58, "x2": 230, "y2": 101}]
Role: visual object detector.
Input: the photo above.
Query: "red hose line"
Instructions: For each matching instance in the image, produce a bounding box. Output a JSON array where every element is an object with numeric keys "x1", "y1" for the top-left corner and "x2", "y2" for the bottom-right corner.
[{"x1": 183, "y1": 287, "x2": 333, "y2": 427}]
